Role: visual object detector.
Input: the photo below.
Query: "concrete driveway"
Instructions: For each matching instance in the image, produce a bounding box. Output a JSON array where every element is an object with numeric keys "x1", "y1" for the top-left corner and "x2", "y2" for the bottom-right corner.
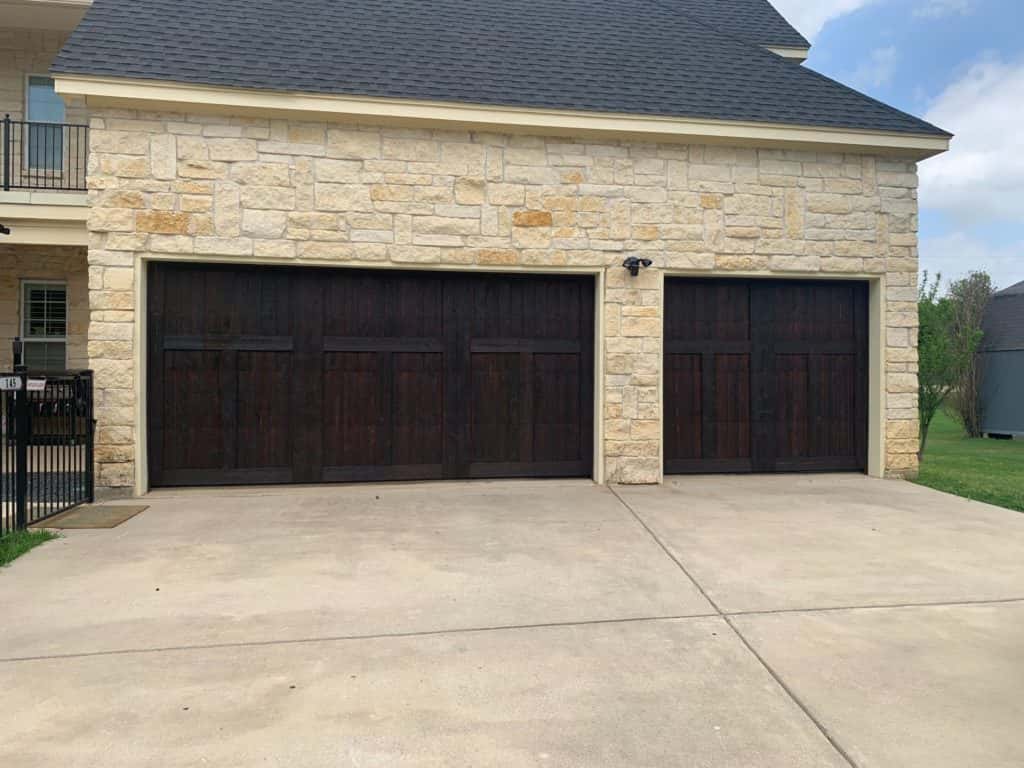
[{"x1": 2, "y1": 475, "x2": 1023, "y2": 767}]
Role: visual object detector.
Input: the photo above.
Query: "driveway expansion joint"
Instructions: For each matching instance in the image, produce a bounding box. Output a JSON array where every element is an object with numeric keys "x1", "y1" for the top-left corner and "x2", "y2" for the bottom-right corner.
[
  {"x1": 724, "y1": 596, "x2": 1024, "y2": 618},
  {"x1": 609, "y1": 485, "x2": 862, "y2": 768},
  {"x1": 0, "y1": 612, "x2": 724, "y2": 665}
]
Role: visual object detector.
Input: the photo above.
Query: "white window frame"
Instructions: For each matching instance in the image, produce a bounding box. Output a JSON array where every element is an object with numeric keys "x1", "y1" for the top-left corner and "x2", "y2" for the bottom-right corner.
[{"x1": 20, "y1": 279, "x2": 68, "y2": 371}]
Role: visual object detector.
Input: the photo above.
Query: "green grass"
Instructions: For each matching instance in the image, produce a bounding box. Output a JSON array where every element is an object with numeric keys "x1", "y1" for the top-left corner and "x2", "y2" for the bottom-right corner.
[
  {"x1": 915, "y1": 410, "x2": 1024, "y2": 513},
  {"x1": 0, "y1": 529, "x2": 59, "y2": 568}
]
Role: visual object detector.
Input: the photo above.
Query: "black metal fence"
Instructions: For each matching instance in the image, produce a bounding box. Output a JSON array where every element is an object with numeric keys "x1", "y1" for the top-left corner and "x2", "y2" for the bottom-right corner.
[
  {"x1": 2, "y1": 114, "x2": 89, "y2": 192},
  {"x1": 0, "y1": 366, "x2": 94, "y2": 536}
]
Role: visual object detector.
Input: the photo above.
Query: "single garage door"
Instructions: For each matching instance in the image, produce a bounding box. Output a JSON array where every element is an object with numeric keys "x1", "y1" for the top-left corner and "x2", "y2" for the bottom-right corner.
[
  {"x1": 664, "y1": 278, "x2": 868, "y2": 474},
  {"x1": 147, "y1": 263, "x2": 594, "y2": 487}
]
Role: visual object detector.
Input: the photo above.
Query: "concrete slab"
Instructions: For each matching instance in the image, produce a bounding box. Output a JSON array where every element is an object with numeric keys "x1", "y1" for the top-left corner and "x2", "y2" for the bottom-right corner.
[
  {"x1": 0, "y1": 617, "x2": 849, "y2": 768},
  {"x1": 618, "y1": 474, "x2": 1024, "y2": 613},
  {"x1": 0, "y1": 480, "x2": 713, "y2": 659},
  {"x1": 732, "y1": 602, "x2": 1024, "y2": 768}
]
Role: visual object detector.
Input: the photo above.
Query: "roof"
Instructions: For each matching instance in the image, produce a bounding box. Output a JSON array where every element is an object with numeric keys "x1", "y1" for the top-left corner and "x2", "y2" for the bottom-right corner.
[
  {"x1": 671, "y1": 0, "x2": 809, "y2": 49},
  {"x1": 52, "y1": 0, "x2": 948, "y2": 138},
  {"x1": 996, "y1": 280, "x2": 1024, "y2": 297},
  {"x1": 983, "y1": 282, "x2": 1024, "y2": 352}
]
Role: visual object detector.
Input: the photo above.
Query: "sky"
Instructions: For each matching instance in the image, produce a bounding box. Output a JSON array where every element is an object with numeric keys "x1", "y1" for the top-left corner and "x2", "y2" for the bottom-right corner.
[{"x1": 771, "y1": 0, "x2": 1024, "y2": 291}]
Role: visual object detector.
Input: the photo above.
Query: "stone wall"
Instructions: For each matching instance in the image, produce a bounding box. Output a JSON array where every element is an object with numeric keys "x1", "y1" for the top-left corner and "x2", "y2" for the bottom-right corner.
[
  {"x1": 0, "y1": 244, "x2": 89, "y2": 369},
  {"x1": 85, "y1": 107, "x2": 921, "y2": 491}
]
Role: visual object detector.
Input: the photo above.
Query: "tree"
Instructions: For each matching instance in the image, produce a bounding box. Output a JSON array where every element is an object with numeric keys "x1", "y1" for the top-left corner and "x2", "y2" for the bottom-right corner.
[
  {"x1": 947, "y1": 272, "x2": 992, "y2": 437},
  {"x1": 918, "y1": 273, "x2": 959, "y2": 458}
]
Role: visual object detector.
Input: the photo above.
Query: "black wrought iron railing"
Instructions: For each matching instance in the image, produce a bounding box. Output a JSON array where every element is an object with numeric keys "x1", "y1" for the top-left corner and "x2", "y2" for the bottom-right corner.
[
  {"x1": 0, "y1": 365, "x2": 95, "y2": 536},
  {"x1": 2, "y1": 114, "x2": 89, "y2": 192}
]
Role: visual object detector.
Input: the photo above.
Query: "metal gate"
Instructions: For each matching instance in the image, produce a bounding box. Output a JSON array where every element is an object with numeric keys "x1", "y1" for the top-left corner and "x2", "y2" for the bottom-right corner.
[{"x1": 0, "y1": 365, "x2": 94, "y2": 536}]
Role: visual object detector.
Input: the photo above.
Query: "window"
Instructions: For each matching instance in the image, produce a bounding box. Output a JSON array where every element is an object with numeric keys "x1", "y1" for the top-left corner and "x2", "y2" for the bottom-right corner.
[
  {"x1": 26, "y1": 76, "x2": 65, "y2": 170},
  {"x1": 22, "y1": 282, "x2": 68, "y2": 372}
]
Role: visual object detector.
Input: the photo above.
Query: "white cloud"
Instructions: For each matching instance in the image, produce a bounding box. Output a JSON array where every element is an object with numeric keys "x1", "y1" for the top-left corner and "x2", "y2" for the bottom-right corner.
[
  {"x1": 769, "y1": 0, "x2": 876, "y2": 41},
  {"x1": 919, "y1": 232, "x2": 1024, "y2": 291},
  {"x1": 918, "y1": 55, "x2": 1024, "y2": 225},
  {"x1": 913, "y1": 0, "x2": 974, "y2": 19},
  {"x1": 851, "y1": 45, "x2": 898, "y2": 89}
]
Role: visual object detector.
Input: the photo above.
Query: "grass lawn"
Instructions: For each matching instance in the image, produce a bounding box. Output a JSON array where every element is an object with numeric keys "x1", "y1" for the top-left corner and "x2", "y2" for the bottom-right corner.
[
  {"x1": 0, "y1": 530, "x2": 58, "y2": 568},
  {"x1": 915, "y1": 410, "x2": 1024, "y2": 513}
]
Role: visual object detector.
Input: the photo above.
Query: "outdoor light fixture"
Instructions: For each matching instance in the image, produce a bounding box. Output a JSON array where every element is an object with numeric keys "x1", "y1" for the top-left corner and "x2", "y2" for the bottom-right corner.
[
  {"x1": 0, "y1": 224, "x2": 10, "y2": 236},
  {"x1": 622, "y1": 256, "x2": 652, "y2": 277}
]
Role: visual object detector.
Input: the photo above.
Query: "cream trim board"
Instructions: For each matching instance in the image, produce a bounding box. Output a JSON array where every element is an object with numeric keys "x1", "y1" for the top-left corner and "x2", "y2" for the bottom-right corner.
[
  {"x1": 134, "y1": 258, "x2": 147, "y2": 496},
  {"x1": 661, "y1": 268, "x2": 886, "y2": 478},
  {"x1": 766, "y1": 46, "x2": 810, "y2": 62},
  {"x1": 867, "y1": 277, "x2": 885, "y2": 478},
  {"x1": 0, "y1": 196, "x2": 89, "y2": 217},
  {"x1": 132, "y1": 252, "x2": 609, "y2": 277},
  {"x1": 0, "y1": 0, "x2": 90, "y2": 31},
  {"x1": 593, "y1": 269, "x2": 606, "y2": 486},
  {"x1": 131, "y1": 255, "x2": 608, "y2": 495},
  {"x1": 0, "y1": 219, "x2": 88, "y2": 245},
  {"x1": 55, "y1": 75, "x2": 950, "y2": 160},
  {"x1": 658, "y1": 268, "x2": 666, "y2": 482},
  {"x1": 0, "y1": 193, "x2": 90, "y2": 246}
]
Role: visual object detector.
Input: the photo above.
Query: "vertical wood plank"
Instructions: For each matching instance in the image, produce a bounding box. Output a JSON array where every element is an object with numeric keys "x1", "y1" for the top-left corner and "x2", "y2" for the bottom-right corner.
[
  {"x1": 749, "y1": 281, "x2": 776, "y2": 472},
  {"x1": 292, "y1": 268, "x2": 323, "y2": 484},
  {"x1": 518, "y1": 350, "x2": 534, "y2": 465}
]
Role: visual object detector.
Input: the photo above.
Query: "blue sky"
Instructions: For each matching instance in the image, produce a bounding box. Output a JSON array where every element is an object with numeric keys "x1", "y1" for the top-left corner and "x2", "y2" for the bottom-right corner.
[{"x1": 772, "y1": 0, "x2": 1024, "y2": 290}]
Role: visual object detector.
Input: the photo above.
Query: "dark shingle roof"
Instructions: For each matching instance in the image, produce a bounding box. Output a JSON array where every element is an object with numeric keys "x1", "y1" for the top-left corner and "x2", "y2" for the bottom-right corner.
[
  {"x1": 983, "y1": 283, "x2": 1024, "y2": 352},
  {"x1": 671, "y1": 0, "x2": 809, "y2": 49},
  {"x1": 996, "y1": 280, "x2": 1024, "y2": 297},
  {"x1": 53, "y1": 0, "x2": 948, "y2": 137}
]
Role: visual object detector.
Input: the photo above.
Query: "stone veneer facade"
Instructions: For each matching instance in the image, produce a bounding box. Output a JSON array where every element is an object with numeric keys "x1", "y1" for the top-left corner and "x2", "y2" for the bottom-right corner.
[{"x1": 84, "y1": 107, "x2": 921, "y2": 493}]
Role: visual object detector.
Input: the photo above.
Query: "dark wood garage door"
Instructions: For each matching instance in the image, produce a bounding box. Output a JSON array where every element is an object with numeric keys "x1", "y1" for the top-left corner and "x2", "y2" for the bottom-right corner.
[
  {"x1": 147, "y1": 263, "x2": 594, "y2": 487},
  {"x1": 664, "y1": 278, "x2": 868, "y2": 474}
]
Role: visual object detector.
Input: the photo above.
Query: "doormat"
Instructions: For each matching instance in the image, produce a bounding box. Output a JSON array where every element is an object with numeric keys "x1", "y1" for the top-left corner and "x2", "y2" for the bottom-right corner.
[{"x1": 31, "y1": 505, "x2": 149, "y2": 530}]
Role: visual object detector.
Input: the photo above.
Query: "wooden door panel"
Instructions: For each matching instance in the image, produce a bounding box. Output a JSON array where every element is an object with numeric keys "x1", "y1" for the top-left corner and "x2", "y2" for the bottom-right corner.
[
  {"x1": 665, "y1": 278, "x2": 867, "y2": 475},
  {"x1": 808, "y1": 353, "x2": 857, "y2": 459},
  {"x1": 774, "y1": 354, "x2": 810, "y2": 461},
  {"x1": 391, "y1": 352, "x2": 444, "y2": 468},
  {"x1": 664, "y1": 354, "x2": 702, "y2": 465},
  {"x1": 321, "y1": 352, "x2": 386, "y2": 470},
  {"x1": 470, "y1": 352, "x2": 522, "y2": 465},
  {"x1": 150, "y1": 264, "x2": 593, "y2": 486},
  {"x1": 236, "y1": 351, "x2": 292, "y2": 472},
  {"x1": 712, "y1": 354, "x2": 751, "y2": 460},
  {"x1": 532, "y1": 353, "x2": 583, "y2": 464},
  {"x1": 160, "y1": 351, "x2": 225, "y2": 472},
  {"x1": 462, "y1": 273, "x2": 594, "y2": 478}
]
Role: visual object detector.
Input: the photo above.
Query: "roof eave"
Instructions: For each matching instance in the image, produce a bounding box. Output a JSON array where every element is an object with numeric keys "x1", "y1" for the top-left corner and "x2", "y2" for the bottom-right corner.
[
  {"x1": 765, "y1": 46, "x2": 810, "y2": 63},
  {"x1": 55, "y1": 74, "x2": 951, "y2": 160}
]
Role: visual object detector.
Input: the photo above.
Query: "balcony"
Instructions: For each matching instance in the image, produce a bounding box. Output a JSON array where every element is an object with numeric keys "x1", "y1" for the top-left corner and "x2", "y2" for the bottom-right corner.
[
  {"x1": 0, "y1": 117, "x2": 89, "y2": 246},
  {"x1": 3, "y1": 115, "x2": 88, "y2": 193}
]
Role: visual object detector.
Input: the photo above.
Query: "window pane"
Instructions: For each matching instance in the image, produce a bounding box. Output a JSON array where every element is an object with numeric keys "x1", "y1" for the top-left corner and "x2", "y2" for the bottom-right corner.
[
  {"x1": 23, "y1": 283, "x2": 68, "y2": 339},
  {"x1": 23, "y1": 341, "x2": 66, "y2": 372},
  {"x1": 27, "y1": 77, "x2": 65, "y2": 170},
  {"x1": 28, "y1": 77, "x2": 65, "y2": 123}
]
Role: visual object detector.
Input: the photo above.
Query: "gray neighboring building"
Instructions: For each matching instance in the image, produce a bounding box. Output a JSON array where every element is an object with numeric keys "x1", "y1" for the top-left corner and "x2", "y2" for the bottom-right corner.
[{"x1": 981, "y1": 280, "x2": 1024, "y2": 438}]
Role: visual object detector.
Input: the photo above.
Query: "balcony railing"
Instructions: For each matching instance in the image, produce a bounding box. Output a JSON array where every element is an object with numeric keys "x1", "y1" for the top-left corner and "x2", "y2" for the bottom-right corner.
[{"x1": 2, "y1": 115, "x2": 89, "y2": 193}]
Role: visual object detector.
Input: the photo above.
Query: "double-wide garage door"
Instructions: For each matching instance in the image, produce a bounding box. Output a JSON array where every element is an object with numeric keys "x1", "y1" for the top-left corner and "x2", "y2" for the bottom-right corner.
[
  {"x1": 147, "y1": 263, "x2": 594, "y2": 487},
  {"x1": 664, "y1": 278, "x2": 869, "y2": 474}
]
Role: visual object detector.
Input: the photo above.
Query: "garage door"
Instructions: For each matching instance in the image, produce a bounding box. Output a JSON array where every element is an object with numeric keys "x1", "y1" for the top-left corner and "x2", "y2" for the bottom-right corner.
[
  {"x1": 664, "y1": 278, "x2": 868, "y2": 474},
  {"x1": 147, "y1": 263, "x2": 594, "y2": 487}
]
